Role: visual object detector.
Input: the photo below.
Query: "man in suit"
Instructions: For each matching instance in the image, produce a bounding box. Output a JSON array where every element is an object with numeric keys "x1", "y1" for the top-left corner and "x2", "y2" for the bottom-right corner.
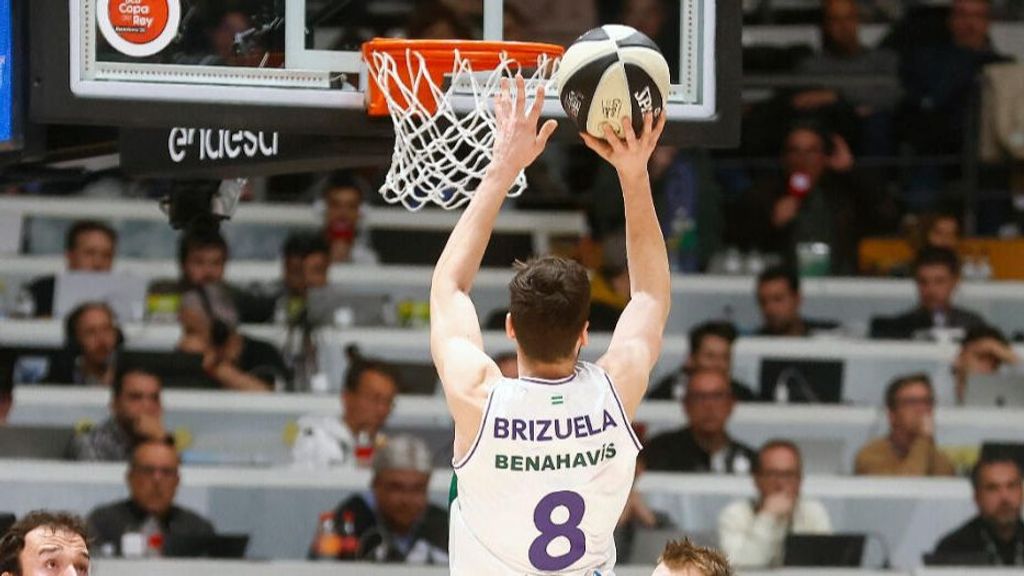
[
  {"x1": 644, "y1": 370, "x2": 756, "y2": 474},
  {"x1": 870, "y1": 247, "x2": 986, "y2": 340}
]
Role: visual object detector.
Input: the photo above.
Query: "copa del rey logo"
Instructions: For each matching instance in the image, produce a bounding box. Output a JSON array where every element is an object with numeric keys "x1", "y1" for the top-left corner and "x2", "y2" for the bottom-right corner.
[{"x1": 97, "y1": 0, "x2": 182, "y2": 58}]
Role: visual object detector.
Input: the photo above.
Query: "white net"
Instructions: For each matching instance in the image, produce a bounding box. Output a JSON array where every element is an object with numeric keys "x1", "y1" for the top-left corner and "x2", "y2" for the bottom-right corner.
[{"x1": 367, "y1": 46, "x2": 559, "y2": 211}]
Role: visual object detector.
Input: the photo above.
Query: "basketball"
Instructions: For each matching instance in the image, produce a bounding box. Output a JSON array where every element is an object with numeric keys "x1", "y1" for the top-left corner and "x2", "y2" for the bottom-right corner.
[{"x1": 556, "y1": 24, "x2": 672, "y2": 140}]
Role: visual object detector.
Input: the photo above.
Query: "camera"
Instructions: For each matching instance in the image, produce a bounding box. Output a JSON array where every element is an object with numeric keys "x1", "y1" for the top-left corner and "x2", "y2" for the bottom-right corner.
[{"x1": 160, "y1": 178, "x2": 246, "y2": 231}]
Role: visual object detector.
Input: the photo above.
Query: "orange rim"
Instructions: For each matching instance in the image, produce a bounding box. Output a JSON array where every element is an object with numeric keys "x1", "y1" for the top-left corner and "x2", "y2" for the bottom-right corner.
[{"x1": 361, "y1": 38, "x2": 564, "y2": 117}]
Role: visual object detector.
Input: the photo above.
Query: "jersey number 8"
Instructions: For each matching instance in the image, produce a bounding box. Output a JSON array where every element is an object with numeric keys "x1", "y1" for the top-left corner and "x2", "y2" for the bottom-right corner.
[{"x1": 528, "y1": 490, "x2": 587, "y2": 571}]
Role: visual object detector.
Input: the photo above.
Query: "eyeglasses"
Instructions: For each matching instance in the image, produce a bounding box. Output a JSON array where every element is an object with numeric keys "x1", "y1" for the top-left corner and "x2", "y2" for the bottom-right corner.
[{"x1": 131, "y1": 465, "x2": 179, "y2": 478}]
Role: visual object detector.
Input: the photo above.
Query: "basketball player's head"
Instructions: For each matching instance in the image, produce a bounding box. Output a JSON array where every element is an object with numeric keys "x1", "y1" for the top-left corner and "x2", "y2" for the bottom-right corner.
[
  {"x1": 652, "y1": 539, "x2": 733, "y2": 576},
  {"x1": 507, "y1": 257, "x2": 591, "y2": 364}
]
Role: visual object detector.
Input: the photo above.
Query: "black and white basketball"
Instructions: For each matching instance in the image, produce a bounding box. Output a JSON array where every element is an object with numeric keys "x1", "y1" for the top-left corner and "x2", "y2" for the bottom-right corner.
[{"x1": 557, "y1": 25, "x2": 671, "y2": 139}]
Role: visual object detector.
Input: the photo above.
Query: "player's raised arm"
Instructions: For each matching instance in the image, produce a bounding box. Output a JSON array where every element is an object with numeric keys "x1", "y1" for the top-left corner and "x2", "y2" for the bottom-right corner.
[
  {"x1": 586, "y1": 113, "x2": 671, "y2": 418},
  {"x1": 430, "y1": 75, "x2": 558, "y2": 447}
]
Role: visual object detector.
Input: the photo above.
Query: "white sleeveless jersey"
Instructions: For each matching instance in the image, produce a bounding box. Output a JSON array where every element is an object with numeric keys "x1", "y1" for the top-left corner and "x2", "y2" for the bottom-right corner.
[{"x1": 450, "y1": 361, "x2": 642, "y2": 575}]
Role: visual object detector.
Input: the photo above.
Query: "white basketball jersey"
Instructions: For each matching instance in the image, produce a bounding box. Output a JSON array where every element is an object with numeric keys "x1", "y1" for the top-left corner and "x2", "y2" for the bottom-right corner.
[{"x1": 450, "y1": 361, "x2": 642, "y2": 575}]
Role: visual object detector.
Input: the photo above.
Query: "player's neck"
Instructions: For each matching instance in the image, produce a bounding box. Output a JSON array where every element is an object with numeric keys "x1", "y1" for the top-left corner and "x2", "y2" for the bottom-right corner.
[{"x1": 518, "y1": 356, "x2": 577, "y2": 381}]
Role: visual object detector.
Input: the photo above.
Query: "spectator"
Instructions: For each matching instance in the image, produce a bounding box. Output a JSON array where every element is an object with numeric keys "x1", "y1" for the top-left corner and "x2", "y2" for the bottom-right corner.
[
  {"x1": 322, "y1": 173, "x2": 378, "y2": 265},
  {"x1": 899, "y1": 0, "x2": 1012, "y2": 209},
  {"x1": 292, "y1": 357, "x2": 398, "y2": 468},
  {"x1": 67, "y1": 368, "x2": 167, "y2": 462},
  {"x1": 590, "y1": 232, "x2": 630, "y2": 332},
  {"x1": 952, "y1": 325, "x2": 1021, "y2": 405},
  {"x1": 854, "y1": 374, "x2": 956, "y2": 476},
  {"x1": 795, "y1": 0, "x2": 901, "y2": 154},
  {"x1": 719, "y1": 440, "x2": 832, "y2": 568},
  {"x1": 621, "y1": 0, "x2": 680, "y2": 73},
  {"x1": 644, "y1": 370, "x2": 756, "y2": 474},
  {"x1": 870, "y1": 247, "x2": 987, "y2": 340},
  {"x1": 275, "y1": 232, "x2": 312, "y2": 323},
  {"x1": 302, "y1": 236, "x2": 331, "y2": 292},
  {"x1": 493, "y1": 352, "x2": 518, "y2": 379},
  {"x1": 25, "y1": 220, "x2": 117, "y2": 318},
  {"x1": 405, "y1": 0, "x2": 476, "y2": 40},
  {"x1": 930, "y1": 456, "x2": 1023, "y2": 566},
  {"x1": 920, "y1": 213, "x2": 962, "y2": 251},
  {"x1": 150, "y1": 227, "x2": 271, "y2": 323},
  {"x1": 653, "y1": 538, "x2": 734, "y2": 576},
  {"x1": 648, "y1": 321, "x2": 756, "y2": 401},
  {"x1": 44, "y1": 302, "x2": 122, "y2": 386},
  {"x1": 88, "y1": 439, "x2": 215, "y2": 557},
  {"x1": 273, "y1": 233, "x2": 331, "y2": 324},
  {"x1": 729, "y1": 122, "x2": 891, "y2": 275},
  {"x1": 177, "y1": 284, "x2": 288, "y2": 391},
  {"x1": 0, "y1": 511, "x2": 91, "y2": 575},
  {"x1": 754, "y1": 266, "x2": 838, "y2": 337},
  {"x1": 505, "y1": 0, "x2": 596, "y2": 46},
  {"x1": 309, "y1": 435, "x2": 448, "y2": 564}
]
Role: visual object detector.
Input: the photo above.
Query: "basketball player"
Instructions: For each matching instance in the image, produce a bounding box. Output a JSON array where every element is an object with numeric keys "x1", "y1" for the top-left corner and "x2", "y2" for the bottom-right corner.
[{"x1": 431, "y1": 74, "x2": 670, "y2": 575}]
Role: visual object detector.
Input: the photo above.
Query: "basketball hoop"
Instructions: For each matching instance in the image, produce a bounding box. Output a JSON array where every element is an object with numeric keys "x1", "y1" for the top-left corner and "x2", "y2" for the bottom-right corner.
[{"x1": 362, "y1": 39, "x2": 564, "y2": 211}]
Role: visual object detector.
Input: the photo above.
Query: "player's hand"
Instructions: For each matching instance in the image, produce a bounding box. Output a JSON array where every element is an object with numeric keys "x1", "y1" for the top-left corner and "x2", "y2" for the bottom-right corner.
[
  {"x1": 490, "y1": 74, "x2": 558, "y2": 176},
  {"x1": 582, "y1": 112, "x2": 666, "y2": 185}
]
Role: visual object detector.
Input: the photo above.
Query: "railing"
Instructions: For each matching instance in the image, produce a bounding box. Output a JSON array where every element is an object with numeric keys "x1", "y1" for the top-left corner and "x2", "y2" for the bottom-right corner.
[{"x1": 0, "y1": 196, "x2": 587, "y2": 260}]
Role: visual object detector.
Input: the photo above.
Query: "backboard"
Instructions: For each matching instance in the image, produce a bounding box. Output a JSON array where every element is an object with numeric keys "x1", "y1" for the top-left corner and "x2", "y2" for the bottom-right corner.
[{"x1": 31, "y1": 0, "x2": 739, "y2": 147}]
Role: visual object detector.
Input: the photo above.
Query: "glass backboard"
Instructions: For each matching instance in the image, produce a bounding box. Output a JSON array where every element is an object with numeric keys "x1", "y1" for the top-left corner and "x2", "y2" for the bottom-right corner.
[{"x1": 35, "y1": 0, "x2": 739, "y2": 146}]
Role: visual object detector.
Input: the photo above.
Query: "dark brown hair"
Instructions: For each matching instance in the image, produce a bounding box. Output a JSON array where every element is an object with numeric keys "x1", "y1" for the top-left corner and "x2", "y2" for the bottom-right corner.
[
  {"x1": 658, "y1": 538, "x2": 733, "y2": 575},
  {"x1": 0, "y1": 511, "x2": 90, "y2": 574},
  {"x1": 508, "y1": 257, "x2": 591, "y2": 363},
  {"x1": 65, "y1": 220, "x2": 117, "y2": 253},
  {"x1": 885, "y1": 372, "x2": 933, "y2": 410}
]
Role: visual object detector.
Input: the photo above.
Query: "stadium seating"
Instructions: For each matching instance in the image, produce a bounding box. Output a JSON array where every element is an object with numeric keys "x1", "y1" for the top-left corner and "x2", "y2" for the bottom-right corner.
[{"x1": 10, "y1": 386, "x2": 1024, "y2": 478}]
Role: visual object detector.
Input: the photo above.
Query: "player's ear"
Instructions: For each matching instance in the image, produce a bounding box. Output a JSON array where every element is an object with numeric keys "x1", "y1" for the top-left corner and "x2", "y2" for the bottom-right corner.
[
  {"x1": 505, "y1": 313, "x2": 516, "y2": 341},
  {"x1": 579, "y1": 321, "x2": 590, "y2": 349}
]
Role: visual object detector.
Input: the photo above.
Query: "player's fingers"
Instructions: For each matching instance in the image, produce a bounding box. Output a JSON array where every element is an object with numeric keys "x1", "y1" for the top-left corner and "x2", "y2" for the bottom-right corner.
[
  {"x1": 642, "y1": 112, "x2": 654, "y2": 141},
  {"x1": 495, "y1": 78, "x2": 510, "y2": 118},
  {"x1": 603, "y1": 124, "x2": 625, "y2": 154},
  {"x1": 622, "y1": 116, "x2": 638, "y2": 148},
  {"x1": 651, "y1": 112, "x2": 667, "y2": 143},
  {"x1": 515, "y1": 73, "x2": 527, "y2": 117},
  {"x1": 528, "y1": 83, "x2": 547, "y2": 123},
  {"x1": 536, "y1": 119, "x2": 559, "y2": 147},
  {"x1": 581, "y1": 132, "x2": 612, "y2": 159}
]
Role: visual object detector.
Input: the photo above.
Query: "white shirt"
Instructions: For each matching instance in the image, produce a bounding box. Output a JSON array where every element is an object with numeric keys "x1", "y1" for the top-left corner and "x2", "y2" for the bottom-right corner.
[
  {"x1": 291, "y1": 414, "x2": 356, "y2": 469},
  {"x1": 718, "y1": 498, "x2": 833, "y2": 568}
]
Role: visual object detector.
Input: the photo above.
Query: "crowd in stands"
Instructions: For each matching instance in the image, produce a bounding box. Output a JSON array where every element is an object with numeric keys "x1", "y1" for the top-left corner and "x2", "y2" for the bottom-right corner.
[{"x1": 2, "y1": 0, "x2": 1024, "y2": 571}]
